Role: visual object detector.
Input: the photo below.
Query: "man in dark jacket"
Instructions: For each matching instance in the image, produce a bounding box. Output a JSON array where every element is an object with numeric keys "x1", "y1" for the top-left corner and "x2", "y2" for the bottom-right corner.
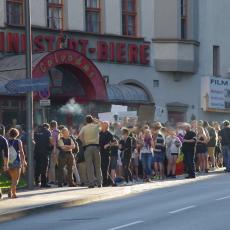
[
  {"x1": 99, "y1": 122, "x2": 113, "y2": 187},
  {"x1": 182, "y1": 123, "x2": 197, "y2": 179},
  {"x1": 218, "y1": 120, "x2": 230, "y2": 172},
  {"x1": 34, "y1": 123, "x2": 53, "y2": 188},
  {"x1": 120, "y1": 128, "x2": 133, "y2": 185}
]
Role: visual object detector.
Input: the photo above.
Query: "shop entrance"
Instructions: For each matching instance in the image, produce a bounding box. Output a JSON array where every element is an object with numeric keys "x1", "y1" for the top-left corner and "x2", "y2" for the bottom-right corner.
[{"x1": 32, "y1": 49, "x2": 107, "y2": 127}]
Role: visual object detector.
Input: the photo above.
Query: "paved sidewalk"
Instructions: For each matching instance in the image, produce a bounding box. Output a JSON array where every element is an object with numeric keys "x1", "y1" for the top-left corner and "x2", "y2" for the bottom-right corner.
[{"x1": 0, "y1": 170, "x2": 224, "y2": 223}]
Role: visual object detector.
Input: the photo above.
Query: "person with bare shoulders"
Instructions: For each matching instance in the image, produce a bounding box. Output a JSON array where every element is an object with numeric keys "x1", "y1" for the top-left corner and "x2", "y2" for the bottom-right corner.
[{"x1": 7, "y1": 128, "x2": 27, "y2": 198}]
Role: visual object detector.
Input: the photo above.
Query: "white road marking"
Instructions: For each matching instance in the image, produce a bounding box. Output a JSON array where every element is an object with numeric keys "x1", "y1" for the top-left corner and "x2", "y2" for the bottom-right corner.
[
  {"x1": 108, "y1": 221, "x2": 144, "y2": 230},
  {"x1": 216, "y1": 196, "x2": 230, "y2": 201},
  {"x1": 169, "y1": 205, "x2": 196, "y2": 214}
]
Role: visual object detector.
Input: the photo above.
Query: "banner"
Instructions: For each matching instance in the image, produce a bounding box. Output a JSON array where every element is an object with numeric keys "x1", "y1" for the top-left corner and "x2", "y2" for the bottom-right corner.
[{"x1": 202, "y1": 76, "x2": 230, "y2": 111}]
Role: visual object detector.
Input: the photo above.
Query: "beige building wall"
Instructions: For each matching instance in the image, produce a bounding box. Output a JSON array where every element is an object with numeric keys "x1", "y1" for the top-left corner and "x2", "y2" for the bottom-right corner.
[
  {"x1": 65, "y1": 0, "x2": 85, "y2": 31},
  {"x1": 0, "y1": 1, "x2": 5, "y2": 27},
  {"x1": 31, "y1": 0, "x2": 46, "y2": 27},
  {"x1": 154, "y1": 0, "x2": 180, "y2": 39},
  {"x1": 104, "y1": 0, "x2": 121, "y2": 35}
]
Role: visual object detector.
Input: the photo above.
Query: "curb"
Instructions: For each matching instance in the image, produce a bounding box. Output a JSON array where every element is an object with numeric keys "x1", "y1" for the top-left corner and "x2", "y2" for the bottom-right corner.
[{"x1": 0, "y1": 189, "x2": 131, "y2": 223}]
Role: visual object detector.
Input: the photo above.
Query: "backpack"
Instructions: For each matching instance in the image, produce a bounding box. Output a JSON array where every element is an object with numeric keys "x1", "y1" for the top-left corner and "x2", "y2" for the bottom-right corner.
[
  {"x1": 9, "y1": 140, "x2": 18, "y2": 164},
  {"x1": 70, "y1": 135, "x2": 79, "y2": 154}
]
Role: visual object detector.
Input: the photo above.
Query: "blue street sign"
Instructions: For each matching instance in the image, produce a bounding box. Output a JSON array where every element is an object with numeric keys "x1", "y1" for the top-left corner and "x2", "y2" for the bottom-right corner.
[{"x1": 5, "y1": 77, "x2": 49, "y2": 94}]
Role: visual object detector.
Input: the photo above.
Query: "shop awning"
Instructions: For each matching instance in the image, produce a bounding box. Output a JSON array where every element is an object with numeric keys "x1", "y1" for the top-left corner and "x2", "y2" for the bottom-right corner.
[
  {"x1": 0, "y1": 53, "x2": 48, "y2": 94},
  {"x1": 106, "y1": 84, "x2": 151, "y2": 104}
]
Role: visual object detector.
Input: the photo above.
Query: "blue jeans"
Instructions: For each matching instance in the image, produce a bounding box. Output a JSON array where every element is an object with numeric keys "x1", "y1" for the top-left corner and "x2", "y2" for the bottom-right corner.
[
  {"x1": 222, "y1": 145, "x2": 230, "y2": 171},
  {"x1": 141, "y1": 153, "x2": 153, "y2": 176}
]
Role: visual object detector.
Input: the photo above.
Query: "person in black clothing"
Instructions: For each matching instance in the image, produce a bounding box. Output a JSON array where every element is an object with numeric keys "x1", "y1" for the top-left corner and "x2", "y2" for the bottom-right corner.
[
  {"x1": 34, "y1": 123, "x2": 53, "y2": 188},
  {"x1": 218, "y1": 120, "x2": 230, "y2": 171},
  {"x1": 0, "y1": 125, "x2": 9, "y2": 199},
  {"x1": 99, "y1": 122, "x2": 113, "y2": 186},
  {"x1": 110, "y1": 137, "x2": 119, "y2": 186},
  {"x1": 75, "y1": 138, "x2": 88, "y2": 186},
  {"x1": 182, "y1": 123, "x2": 197, "y2": 179},
  {"x1": 120, "y1": 128, "x2": 133, "y2": 185}
]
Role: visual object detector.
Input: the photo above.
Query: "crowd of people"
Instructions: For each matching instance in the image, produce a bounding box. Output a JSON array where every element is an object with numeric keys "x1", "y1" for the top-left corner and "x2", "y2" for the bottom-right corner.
[{"x1": 0, "y1": 115, "x2": 230, "y2": 199}]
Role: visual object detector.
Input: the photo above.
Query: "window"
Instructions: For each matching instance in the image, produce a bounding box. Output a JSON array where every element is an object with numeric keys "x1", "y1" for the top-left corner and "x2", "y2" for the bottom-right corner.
[
  {"x1": 122, "y1": 0, "x2": 137, "y2": 36},
  {"x1": 213, "y1": 46, "x2": 220, "y2": 76},
  {"x1": 47, "y1": 0, "x2": 64, "y2": 30},
  {"x1": 6, "y1": 0, "x2": 24, "y2": 26},
  {"x1": 153, "y1": 80, "x2": 159, "y2": 88},
  {"x1": 181, "y1": 0, "x2": 187, "y2": 39},
  {"x1": 85, "y1": 0, "x2": 101, "y2": 33}
]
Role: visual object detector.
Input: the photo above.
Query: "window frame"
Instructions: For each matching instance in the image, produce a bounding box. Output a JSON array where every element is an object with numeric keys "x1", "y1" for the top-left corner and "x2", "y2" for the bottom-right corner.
[
  {"x1": 47, "y1": 0, "x2": 64, "y2": 30},
  {"x1": 122, "y1": 0, "x2": 137, "y2": 37},
  {"x1": 6, "y1": 0, "x2": 24, "y2": 26},
  {"x1": 181, "y1": 0, "x2": 188, "y2": 40},
  {"x1": 85, "y1": 0, "x2": 101, "y2": 33}
]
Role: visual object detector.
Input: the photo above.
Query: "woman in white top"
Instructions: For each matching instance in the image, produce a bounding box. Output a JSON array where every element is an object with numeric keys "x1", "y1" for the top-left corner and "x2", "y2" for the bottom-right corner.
[{"x1": 166, "y1": 127, "x2": 182, "y2": 178}]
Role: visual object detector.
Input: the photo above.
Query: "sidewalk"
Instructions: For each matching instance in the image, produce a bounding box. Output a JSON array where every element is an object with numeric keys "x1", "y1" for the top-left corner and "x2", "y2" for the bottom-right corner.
[{"x1": 0, "y1": 169, "x2": 224, "y2": 223}]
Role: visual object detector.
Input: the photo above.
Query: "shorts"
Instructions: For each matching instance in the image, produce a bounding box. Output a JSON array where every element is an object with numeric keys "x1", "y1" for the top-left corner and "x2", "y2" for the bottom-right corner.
[
  {"x1": 208, "y1": 147, "x2": 215, "y2": 156},
  {"x1": 153, "y1": 152, "x2": 164, "y2": 163},
  {"x1": 110, "y1": 156, "x2": 118, "y2": 170},
  {"x1": 171, "y1": 153, "x2": 179, "y2": 156}
]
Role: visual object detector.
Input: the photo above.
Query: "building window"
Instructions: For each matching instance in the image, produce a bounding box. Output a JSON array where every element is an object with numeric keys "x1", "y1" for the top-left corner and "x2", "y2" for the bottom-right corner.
[
  {"x1": 213, "y1": 46, "x2": 220, "y2": 76},
  {"x1": 122, "y1": 0, "x2": 137, "y2": 36},
  {"x1": 153, "y1": 80, "x2": 159, "y2": 88},
  {"x1": 47, "y1": 0, "x2": 64, "y2": 30},
  {"x1": 6, "y1": 0, "x2": 24, "y2": 26},
  {"x1": 181, "y1": 0, "x2": 187, "y2": 39},
  {"x1": 85, "y1": 0, "x2": 101, "y2": 33}
]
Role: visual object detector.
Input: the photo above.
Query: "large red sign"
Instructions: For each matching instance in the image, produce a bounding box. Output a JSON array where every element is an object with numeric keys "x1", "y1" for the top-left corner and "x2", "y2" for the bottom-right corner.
[
  {"x1": 0, "y1": 31, "x2": 150, "y2": 65},
  {"x1": 33, "y1": 49, "x2": 107, "y2": 101}
]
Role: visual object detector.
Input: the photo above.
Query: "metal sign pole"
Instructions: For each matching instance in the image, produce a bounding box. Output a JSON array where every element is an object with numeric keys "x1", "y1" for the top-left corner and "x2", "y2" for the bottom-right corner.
[{"x1": 25, "y1": 0, "x2": 34, "y2": 189}]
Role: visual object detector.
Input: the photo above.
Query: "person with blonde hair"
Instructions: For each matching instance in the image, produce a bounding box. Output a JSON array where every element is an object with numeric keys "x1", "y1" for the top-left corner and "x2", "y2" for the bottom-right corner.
[
  {"x1": 7, "y1": 128, "x2": 27, "y2": 198},
  {"x1": 196, "y1": 126, "x2": 208, "y2": 173}
]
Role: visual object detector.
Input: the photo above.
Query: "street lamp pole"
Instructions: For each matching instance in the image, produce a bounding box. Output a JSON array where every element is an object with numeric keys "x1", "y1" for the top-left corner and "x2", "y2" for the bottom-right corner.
[{"x1": 24, "y1": 0, "x2": 34, "y2": 189}]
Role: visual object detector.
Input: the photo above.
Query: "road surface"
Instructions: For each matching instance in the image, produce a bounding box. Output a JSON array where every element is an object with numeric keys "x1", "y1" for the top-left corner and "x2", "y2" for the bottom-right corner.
[{"x1": 1, "y1": 173, "x2": 230, "y2": 230}]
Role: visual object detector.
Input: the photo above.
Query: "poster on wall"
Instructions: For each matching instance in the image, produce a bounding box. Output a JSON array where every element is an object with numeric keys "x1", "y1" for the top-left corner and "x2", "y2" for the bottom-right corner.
[
  {"x1": 201, "y1": 76, "x2": 230, "y2": 111},
  {"x1": 154, "y1": 105, "x2": 167, "y2": 123}
]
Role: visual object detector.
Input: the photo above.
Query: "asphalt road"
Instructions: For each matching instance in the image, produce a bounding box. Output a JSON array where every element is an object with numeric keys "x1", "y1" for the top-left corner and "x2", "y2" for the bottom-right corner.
[{"x1": 1, "y1": 173, "x2": 230, "y2": 230}]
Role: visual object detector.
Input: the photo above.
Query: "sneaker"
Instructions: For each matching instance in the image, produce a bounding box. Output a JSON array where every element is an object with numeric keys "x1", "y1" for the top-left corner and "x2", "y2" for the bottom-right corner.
[
  {"x1": 171, "y1": 175, "x2": 176, "y2": 179},
  {"x1": 127, "y1": 181, "x2": 133, "y2": 186},
  {"x1": 88, "y1": 185, "x2": 95, "y2": 188}
]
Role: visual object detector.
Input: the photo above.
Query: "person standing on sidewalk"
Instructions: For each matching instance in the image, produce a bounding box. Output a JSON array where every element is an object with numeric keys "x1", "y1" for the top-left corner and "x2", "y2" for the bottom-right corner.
[
  {"x1": 120, "y1": 128, "x2": 133, "y2": 185},
  {"x1": 48, "y1": 120, "x2": 60, "y2": 185},
  {"x1": 79, "y1": 115, "x2": 103, "y2": 188},
  {"x1": 34, "y1": 123, "x2": 53, "y2": 188},
  {"x1": 182, "y1": 123, "x2": 197, "y2": 179},
  {"x1": 99, "y1": 122, "x2": 113, "y2": 187},
  {"x1": 203, "y1": 121, "x2": 217, "y2": 170},
  {"x1": 7, "y1": 128, "x2": 27, "y2": 198},
  {"x1": 218, "y1": 120, "x2": 230, "y2": 172},
  {"x1": 0, "y1": 125, "x2": 9, "y2": 199},
  {"x1": 57, "y1": 127, "x2": 76, "y2": 187}
]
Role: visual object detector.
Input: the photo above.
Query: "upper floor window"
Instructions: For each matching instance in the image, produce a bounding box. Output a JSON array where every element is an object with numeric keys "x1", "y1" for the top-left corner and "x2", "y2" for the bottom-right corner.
[
  {"x1": 85, "y1": 0, "x2": 101, "y2": 33},
  {"x1": 181, "y1": 0, "x2": 187, "y2": 39},
  {"x1": 122, "y1": 0, "x2": 137, "y2": 36},
  {"x1": 47, "y1": 0, "x2": 64, "y2": 30},
  {"x1": 6, "y1": 0, "x2": 24, "y2": 26}
]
